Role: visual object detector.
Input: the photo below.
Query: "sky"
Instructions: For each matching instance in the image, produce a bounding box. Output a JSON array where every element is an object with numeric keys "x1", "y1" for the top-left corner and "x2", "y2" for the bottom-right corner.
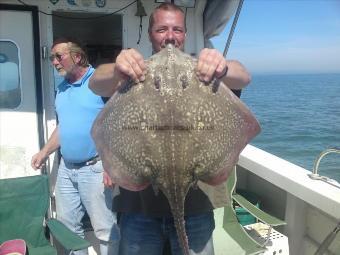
[{"x1": 211, "y1": 0, "x2": 340, "y2": 75}]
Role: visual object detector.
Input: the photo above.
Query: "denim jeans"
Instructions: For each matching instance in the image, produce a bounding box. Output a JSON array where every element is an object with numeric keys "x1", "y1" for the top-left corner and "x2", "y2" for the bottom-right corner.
[
  {"x1": 118, "y1": 212, "x2": 215, "y2": 255},
  {"x1": 55, "y1": 159, "x2": 120, "y2": 255}
]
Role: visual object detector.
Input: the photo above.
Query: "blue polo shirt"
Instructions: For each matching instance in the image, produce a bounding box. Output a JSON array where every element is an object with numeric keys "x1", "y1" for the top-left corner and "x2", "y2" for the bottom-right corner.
[{"x1": 55, "y1": 66, "x2": 104, "y2": 163}]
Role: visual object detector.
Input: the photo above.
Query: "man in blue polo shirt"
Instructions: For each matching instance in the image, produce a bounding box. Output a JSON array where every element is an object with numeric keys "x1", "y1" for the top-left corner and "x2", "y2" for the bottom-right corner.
[{"x1": 31, "y1": 38, "x2": 119, "y2": 255}]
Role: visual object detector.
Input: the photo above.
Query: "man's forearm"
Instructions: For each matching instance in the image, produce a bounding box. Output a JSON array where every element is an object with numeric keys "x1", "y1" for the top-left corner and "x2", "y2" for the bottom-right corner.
[
  {"x1": 89, "y1": 63, "x2": 124, "y2": 97},
  {"x1": 90, "y1": 49, "x2": 146, "y2": 97},
  {"x1": 42, "y1": 128, "x2": 60, "y2": 156},
  {"x1": 222, "y1": 60, "x2": 251, "y2": 90}
]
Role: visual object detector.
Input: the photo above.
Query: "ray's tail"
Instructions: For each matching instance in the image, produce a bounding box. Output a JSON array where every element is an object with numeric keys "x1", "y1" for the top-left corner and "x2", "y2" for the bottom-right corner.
[
  {"x1": 173, "y1": 212, "x2": 190, "y2": 255},
  {"x1": 169, "y1": 197, "x2": 189, "y2": 255}
]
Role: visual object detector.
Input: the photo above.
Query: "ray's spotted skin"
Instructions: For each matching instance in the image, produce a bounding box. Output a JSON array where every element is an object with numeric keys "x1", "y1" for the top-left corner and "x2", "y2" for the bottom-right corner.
[{"x1": 92, "y1": 44, "x2": 260, "y2": 255}]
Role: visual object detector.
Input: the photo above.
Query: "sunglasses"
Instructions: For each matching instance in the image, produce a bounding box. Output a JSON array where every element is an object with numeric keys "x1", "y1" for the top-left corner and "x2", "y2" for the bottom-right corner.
[{"x1": 49, "y1": 52, "x2": 68, "y2": 62}]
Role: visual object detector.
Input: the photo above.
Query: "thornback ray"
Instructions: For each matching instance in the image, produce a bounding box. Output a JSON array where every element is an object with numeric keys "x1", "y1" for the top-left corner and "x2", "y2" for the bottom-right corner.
[{"x1": 92, "y1": 44, "x2": 261, "y2": 255}]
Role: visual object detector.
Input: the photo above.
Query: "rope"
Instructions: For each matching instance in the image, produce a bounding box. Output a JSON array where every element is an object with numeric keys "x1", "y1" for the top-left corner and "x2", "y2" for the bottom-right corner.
[{"x1": 223, "y1": 0, "x2": 244, "y2": 57}]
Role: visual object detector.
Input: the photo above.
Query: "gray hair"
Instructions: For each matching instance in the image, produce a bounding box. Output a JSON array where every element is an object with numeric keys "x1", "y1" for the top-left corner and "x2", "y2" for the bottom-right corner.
[{"x1": 52, "y1": 37, "x2": 89, "y2": 67}]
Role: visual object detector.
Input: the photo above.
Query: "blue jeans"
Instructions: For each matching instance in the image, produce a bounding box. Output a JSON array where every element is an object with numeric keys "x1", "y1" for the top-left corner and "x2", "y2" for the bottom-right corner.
[
  {"x1": 55, "y1": 159, "x2": 120, "y2": 255},
  {"x1": 118, "y1": 212, "x2": 215, "y2": 255}
]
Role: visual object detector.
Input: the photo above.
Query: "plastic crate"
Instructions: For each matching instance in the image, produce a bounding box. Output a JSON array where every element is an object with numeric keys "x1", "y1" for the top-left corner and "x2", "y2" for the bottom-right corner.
[{"x1": 244, "y1": 222, "x2": 289, "y2": 255}]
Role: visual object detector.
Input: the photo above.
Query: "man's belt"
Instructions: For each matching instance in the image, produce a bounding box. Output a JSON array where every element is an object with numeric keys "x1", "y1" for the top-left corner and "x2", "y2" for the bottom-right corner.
[{"x1": 64, "y1": 155, "x2": 101, "y2": 169}]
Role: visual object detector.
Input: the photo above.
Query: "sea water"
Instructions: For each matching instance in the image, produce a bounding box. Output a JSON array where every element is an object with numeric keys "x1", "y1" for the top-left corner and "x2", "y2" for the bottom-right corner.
[{"x1": 241, "y1": 73, "x2": 340, "y2": 182}]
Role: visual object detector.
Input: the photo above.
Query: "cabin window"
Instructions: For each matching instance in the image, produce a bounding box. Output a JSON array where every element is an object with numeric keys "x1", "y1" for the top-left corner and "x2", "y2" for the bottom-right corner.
[{"x1": 0, "y1": 41, "x2": 21, "y2": 109}]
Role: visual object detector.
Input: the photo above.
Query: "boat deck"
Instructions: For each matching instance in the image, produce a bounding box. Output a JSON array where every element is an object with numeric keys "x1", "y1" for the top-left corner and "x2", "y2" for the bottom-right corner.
[{"x1": 213, "y1": 208, "x2": 247, "y2": 254}]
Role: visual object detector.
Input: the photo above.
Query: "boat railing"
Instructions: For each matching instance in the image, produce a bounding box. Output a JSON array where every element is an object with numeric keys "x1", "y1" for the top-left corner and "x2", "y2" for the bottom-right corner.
[
  {"x1": 308, "y1": 147, "x2": 340, "y2": 189},
  {"x1": 306, "y1": 147, "x2": 340, "y2": 254}
]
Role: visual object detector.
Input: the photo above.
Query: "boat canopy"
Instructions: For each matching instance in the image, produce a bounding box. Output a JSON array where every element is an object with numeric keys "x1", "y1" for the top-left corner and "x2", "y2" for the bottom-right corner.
[{"x1": 203, "y1": 0, "x2": 240, "y2": 48}]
